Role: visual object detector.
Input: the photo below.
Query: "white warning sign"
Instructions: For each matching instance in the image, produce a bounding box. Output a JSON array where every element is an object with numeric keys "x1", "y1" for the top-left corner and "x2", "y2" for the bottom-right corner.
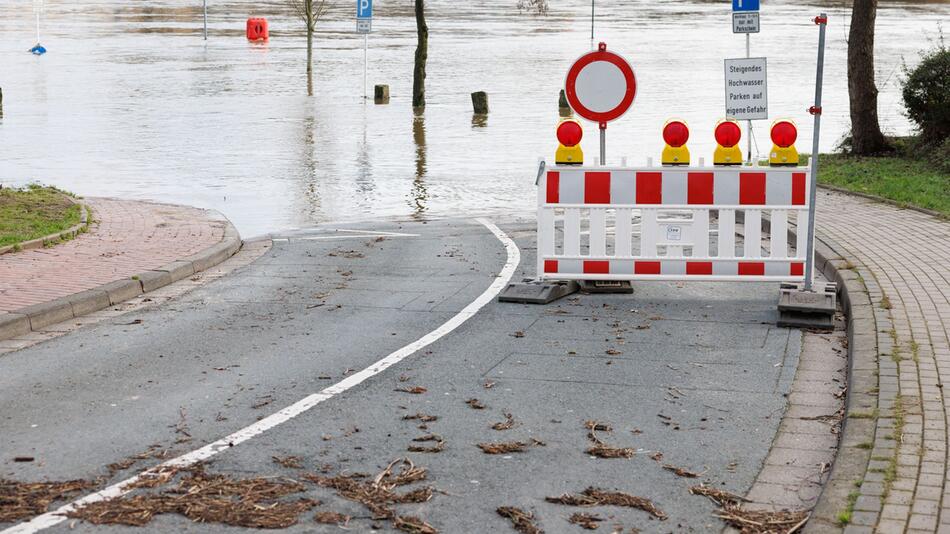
[{"x1": 724, "y1": 57, "x2": 768, "y2": 120}]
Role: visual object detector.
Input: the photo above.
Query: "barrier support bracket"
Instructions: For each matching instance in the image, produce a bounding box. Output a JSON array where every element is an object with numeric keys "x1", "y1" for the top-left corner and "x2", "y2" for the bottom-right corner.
[{"x1": 499, "y1": 279, "x2": 580, "y2": 304}]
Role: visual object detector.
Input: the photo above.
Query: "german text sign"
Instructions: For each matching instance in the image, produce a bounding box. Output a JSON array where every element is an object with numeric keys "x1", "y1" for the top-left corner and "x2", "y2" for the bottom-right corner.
[
  {"x1": 732, "y1": 12, "x2": 759, "y2": 33},
  {"x1": 724, "y1": 57, "x2": 768, "y2": 120}
]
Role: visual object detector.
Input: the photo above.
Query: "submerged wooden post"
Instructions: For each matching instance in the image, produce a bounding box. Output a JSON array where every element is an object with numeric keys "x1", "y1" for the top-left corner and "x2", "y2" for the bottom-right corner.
[
  {"x1": 559, "y1": 89, "x2": 571, "y2": 117},
  {"x1": 471, "y1": 91, "x2": 489, "y2": 115},
  {"x1": 374, "y1": 84, "x2": 390, "y2": 104}
]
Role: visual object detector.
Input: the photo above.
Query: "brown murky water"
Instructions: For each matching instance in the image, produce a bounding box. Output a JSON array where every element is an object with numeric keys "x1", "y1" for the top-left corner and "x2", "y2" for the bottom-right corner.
[{"x1": 0, "y1": 0, "x2": 946, "y2": 236}]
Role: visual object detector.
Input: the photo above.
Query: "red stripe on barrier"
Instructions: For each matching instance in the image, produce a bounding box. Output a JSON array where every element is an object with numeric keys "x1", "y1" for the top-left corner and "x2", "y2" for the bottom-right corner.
[
  {"x1": 583, "y1": 260, "x2": 610, "y2": 274},
  {"x1": 687, "y1": 172, "x2": 714, "y2": 205},
  {"x1": 790, "y1": 262, "x2": 804, "y2": 276},
  {"x1": 738, "y1": 262, "x2": 766, "y2": 276},
  {"x1": 634, "y1": 261, "x2": 661, "y2": 275},
  {"x1": 544, "y1": 260, "x2": 559, "y2": 273},
  {"x1": 792, "y1": 172, "x2": 806, "y2": 205},
  {"x1": 686, "y1": 261, "x2": 713, "y2": 275},
  {"x1": 546, "y1": 171, "x2": 560, "y2": 203},
  {"x1": 584, "y1": 171, "x2": 611, "y2": 204},
  {"x1": 739, "y1": 172, "x2": 767, "y2": 205},
  {"x1": 636, "y1": 172, "x2": 662, "y2": 204}
]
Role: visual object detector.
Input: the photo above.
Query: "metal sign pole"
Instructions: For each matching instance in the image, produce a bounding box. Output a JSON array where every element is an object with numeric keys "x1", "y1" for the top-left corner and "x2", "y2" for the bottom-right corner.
[
  {"x1": 804, "y1": 13, "x2": 827, "y2": 292},
  {"x1": 363, "y1": 34, "x2": 368, "y2": 100},
  {"x1": 599, "y1": 122, "x2": 606, "y2": 165},
  {"x1": 203, "y1": 0, "x2": 208, "y2": 40},
  {"x1": 746, "y1": 33, "x2": 752, "y2": 163},
  {"x1": 591, "y1": 0, "x2": 595, "y2": 46}
]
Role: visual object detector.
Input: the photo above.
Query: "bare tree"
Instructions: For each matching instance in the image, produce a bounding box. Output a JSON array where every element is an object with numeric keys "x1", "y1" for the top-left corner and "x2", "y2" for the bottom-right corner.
[
  {"x1": 290, "y1": 0, "x2": 330, "y2": 96},
  {"x1": 847, "y1": 0, "x2": 889, "y2": 154},
  {"x1": 412, "y1": 0, "x2": 428, "y2": 109}
]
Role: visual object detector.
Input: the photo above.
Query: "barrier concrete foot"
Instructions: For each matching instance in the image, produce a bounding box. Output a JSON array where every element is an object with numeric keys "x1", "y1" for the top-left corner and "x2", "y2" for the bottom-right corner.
[
  {"x1": 498, "y1": 279, "x2": 579, "y2": 304},
  {"x1": 777, "y1": 281, "x2": 836, "y2": 330}
]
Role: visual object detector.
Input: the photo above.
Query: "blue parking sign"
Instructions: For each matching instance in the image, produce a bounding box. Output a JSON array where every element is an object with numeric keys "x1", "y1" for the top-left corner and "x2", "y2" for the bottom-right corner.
[
  {"x1": 357, "y1": 0, "x2": 372, "y2": 19},
  {"x1": 732, "y1": 0, "x2": 759, "y2": 11}
]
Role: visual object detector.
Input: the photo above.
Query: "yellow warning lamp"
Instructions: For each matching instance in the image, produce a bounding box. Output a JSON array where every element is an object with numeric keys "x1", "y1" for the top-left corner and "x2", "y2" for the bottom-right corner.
[
  {"x1": 661, "y1": 119, "x2": 690, "y2": 166},
  {"x1": 555, "y1": 119, "x2": 584, "y2": 165},
  {"x1": 713, "y1": 119, "x2": 743, "y2": 165},
  {"x1": 769, "y1": 119, "x2": 800, "y2": 166}
]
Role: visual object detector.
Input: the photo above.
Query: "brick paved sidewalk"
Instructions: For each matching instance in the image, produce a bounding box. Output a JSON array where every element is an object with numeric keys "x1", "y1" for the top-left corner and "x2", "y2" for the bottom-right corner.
[
  {"x1": 813, "y1": 191, "x2": 950, "y2": 533},
  {"x1": 0, "y1": 198, "x2": 227, "y2": 313}
]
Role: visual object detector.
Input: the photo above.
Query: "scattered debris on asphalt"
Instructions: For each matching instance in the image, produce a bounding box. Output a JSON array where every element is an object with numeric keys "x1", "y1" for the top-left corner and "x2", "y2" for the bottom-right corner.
[
  {"x1": 546, "y1": 488, "x2": 667, "y2": 520},
  {"x1": 314, "y1": 510, "x2": 350, "y2": 525},
  {"x1": 492, "y1": 413, "x2": 516, "y2": 431},
  {"x1": 511, "y1": 331, "x2": 526, "y2": 338},
  {"x1": 408, "y1": 434, "x2": 445, "y2": 453},
  {"x1": 68, "y1": 465, "x2": 317, "y2": 528},
  {"x1": 251, "y1": 395, "x2": 275, "y2": 410},
  {"x1": 304, "y1": 458, "x2": 436, "y2": 531},
  {"x1": 395, "y1": 386, "x2": 428, "y2": 394},
  {"x1": 466, "y1": 398, "x2": 487, "y2": 409},
  {"x1": 662, "y1": 464, "x2": 702, "y2": 478},
  {"x1": 173, "y1": 406, "x2": 192, "y2": 443},
  {"x1": 689, "y1": 484, "x2": 808, "y2": 533},
  {"x1": 122, "y1": 465, "x2": 180, "y2": 490},
  {"x1": 584, "y1": 420, "x2": 636, "y2": 458},
  {"x1": 483, "y1": 380, "x2": 496, "y2": 389},
  {"x1": 0, "y1": 478, "x2": 94, "y2": 522},
  {"x1": 272, "y1": 456, "x2": 303, "y2": 469},
  {"x1": 586, "y1": 444, "x2": 637, "y2": 458},
  {"x1": 568, "y1": 512, "x2": 604, "y2": 530},
  {"x1": 605, "y1": 349, "x2": 622, "y2": 355},
  {"x1": 649, "y1": 452, "x2": 663, "y2": 462},
  {"x1": 478, "y1": 441, "x2": 528, "y2": 454},
  {"x1": 12, "y1": 456, "x2": 34, "y2": 463},
  {"x1": 394, "y1": 514, "x2": 439, "y2": 533},
  {"x1": 496, "y1": 506, "x2": 543, "y2": 534},
  {"x1": 530, "y1": 438, "x2": 547, "y2": 447},
  {"x1": 327, "y1": 249, "x2": 365, "y2": 259},
  {"x1": 403, "y1": 413, "x2": 438, "y2": 422}
]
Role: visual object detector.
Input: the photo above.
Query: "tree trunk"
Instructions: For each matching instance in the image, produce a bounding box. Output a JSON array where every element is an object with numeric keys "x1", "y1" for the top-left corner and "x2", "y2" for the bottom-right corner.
[
  {"x1": 847, "y1": 0, "x2": 888, "y2": 154},
  {"x1": 306, "y1": 24, "x2": 314, "y2": 96},
  {"x1": 412, "y1": 0, "x2": 428, "y2": 109}
]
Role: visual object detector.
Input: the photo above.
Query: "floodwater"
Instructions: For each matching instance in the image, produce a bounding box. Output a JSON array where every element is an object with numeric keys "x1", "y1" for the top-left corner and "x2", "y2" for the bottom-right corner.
[{"x1": 0, "y1": 1, "x2": 947, "y2": 237}]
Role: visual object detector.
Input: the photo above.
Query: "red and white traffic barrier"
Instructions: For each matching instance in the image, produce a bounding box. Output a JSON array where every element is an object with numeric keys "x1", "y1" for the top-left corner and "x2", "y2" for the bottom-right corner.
[{"x1": 536, "y1": 163, "x2": 811, "y2": 282}]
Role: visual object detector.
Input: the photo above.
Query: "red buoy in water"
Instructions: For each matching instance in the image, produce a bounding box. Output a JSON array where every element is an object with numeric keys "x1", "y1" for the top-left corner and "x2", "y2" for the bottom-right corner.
[{"x1": 246, "y1": 18, "x2": 269, "y2": 41}]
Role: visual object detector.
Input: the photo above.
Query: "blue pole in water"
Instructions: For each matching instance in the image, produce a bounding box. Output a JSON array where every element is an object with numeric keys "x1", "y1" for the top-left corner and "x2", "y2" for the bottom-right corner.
[{"x1": 30, "y1": 3, "x2": 46, "y2": 55}]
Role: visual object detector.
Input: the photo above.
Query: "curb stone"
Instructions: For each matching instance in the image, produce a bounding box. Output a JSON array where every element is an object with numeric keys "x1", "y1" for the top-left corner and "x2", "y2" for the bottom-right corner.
[{"x1": 0, "y1": 214, "x2": 242, "y2": 343}]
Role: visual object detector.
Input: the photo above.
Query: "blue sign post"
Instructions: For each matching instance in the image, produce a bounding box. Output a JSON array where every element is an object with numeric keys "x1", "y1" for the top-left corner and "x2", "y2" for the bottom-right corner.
[
  {"x1": 732, "y1": 0, "x2": 759, "y2": 12},
  {"x1": 357, "y1": 0, "x2": 373, "y2": 100}
]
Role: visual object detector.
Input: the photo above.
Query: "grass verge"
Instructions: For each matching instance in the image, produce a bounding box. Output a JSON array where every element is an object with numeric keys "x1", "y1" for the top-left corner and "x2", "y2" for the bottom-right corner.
[
  {"x1": 0, "y1": 185, "x2": 82, "y2": 248},
  {"x1": 816, "y1": 153, "x2": 949, "y2": 216}
]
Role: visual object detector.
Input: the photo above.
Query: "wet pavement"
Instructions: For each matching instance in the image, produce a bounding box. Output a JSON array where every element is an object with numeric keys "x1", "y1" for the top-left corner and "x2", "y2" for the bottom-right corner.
[{"x1": 1, "y1": 216, "x2": 802, "y2": 533}]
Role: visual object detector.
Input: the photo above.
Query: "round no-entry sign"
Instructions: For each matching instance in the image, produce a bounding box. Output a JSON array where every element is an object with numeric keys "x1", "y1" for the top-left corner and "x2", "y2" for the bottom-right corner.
[{"x1": 565, "y1": 43, "x2": 637, "y2": 124}]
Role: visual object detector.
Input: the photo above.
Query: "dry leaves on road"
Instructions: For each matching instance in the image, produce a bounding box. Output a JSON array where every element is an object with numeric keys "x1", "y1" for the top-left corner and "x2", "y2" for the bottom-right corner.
[
  {"x1": 465, "y1": 398, "x2": 487, "y2": 409},
  {"x1": 546, "y1": 487, "x2": 667, "y2": 520},
  {"x1": 492, "y1": 413, "x2": 516, "y2": 431},
  {"x1": 477, "y1": 441, "x2": 529, "y2": 454},
  {"x1": 395, "y1": 386, "x2": 428, "y2": 394},
  {"x1": 497, "y1": 506, "x2": 543, "y2": 534},
  {"x1": 0, "y1": 479, "x2": 95, "y2": 523}
]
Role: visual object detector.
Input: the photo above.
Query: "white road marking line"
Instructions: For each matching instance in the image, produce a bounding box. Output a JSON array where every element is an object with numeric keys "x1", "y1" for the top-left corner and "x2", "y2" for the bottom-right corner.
[{"x1": 3, "y1": 217, "x2": 519, "y2": 534}]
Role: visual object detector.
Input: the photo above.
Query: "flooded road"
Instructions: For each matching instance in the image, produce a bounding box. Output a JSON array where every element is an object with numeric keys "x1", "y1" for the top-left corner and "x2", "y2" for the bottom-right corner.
[{"x1": 0, "y1": 0, "x2": 946, "y2": 237}]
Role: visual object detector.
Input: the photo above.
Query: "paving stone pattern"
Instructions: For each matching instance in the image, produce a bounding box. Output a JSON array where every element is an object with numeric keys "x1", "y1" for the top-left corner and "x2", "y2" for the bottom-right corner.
[
  {"x1": 816, "y1": 191, "x2": 950, "y2": 534},
  {"x1": 0, "y1": 198, "x2": 226, "y2": 313}
]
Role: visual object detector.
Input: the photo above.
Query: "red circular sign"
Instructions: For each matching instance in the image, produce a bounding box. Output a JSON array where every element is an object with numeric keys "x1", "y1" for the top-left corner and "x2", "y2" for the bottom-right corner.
[{"x1": 565, "y1": 43, "x2": 637, "y2": 124}]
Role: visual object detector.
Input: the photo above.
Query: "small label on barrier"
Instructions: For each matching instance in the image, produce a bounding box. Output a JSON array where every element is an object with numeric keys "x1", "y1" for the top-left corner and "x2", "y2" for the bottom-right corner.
[{"x1": 666, "y1": 226, "x2": 683, "y2": 241}]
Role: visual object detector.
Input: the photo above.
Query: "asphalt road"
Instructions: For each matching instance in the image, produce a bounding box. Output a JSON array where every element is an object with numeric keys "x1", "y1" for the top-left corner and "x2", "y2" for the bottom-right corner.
[{"x1": 0, "y1": 217, "x2": 802, "y2": 534}]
